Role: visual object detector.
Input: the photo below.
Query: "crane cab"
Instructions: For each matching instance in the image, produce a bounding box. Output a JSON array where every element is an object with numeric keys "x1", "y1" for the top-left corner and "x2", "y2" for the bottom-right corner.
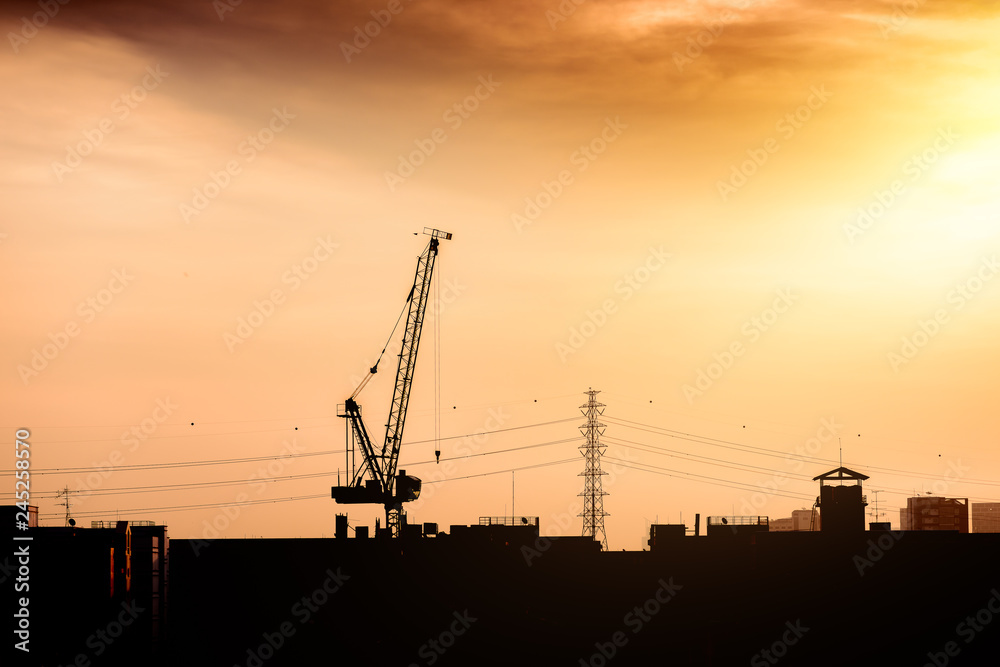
[{"x1": 394, "y1": 471, "x2": 421, "y2": 502}]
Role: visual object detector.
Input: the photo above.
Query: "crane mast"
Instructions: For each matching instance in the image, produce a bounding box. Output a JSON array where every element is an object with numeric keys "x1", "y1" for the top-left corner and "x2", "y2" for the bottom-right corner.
[{"x1": 332, "y1": 228, "x2": 452, "y2": 538}]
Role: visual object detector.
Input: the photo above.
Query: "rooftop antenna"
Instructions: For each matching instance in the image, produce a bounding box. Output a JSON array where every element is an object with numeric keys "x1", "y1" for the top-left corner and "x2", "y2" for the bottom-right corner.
[
  {"x1": 511, "y1": 471, "x2": 515, "y2": 518},
  {"x1": 55, "y1": 486, "x2": 73, "y2": 526},
  {"x1": 870, "y1": 489, "x2": 884, "y2": 523},
  {"x1": 839, "y1": 438, "x2": 843, "y2": 485}
]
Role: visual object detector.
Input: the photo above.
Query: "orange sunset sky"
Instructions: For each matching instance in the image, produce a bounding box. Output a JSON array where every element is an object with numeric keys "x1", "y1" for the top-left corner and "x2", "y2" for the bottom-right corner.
[{"x1": 2, "y1": 0, "x2": 999, "y2": 549}]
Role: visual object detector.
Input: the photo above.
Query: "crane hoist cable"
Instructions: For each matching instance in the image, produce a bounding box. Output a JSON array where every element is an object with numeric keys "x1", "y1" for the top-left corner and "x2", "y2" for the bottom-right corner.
[
  {"x1": 349, "y1": 285, "x2": 414, "y2": 401},
  {"x1": 434, "y1": 251, "x2": 442, "y2": 464}
]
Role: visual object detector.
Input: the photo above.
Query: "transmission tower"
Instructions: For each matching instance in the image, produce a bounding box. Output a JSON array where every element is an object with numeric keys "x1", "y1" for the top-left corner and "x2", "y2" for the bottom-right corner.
[{"x1": 578, "y1": 388, "x2": 609, "y2": 550}]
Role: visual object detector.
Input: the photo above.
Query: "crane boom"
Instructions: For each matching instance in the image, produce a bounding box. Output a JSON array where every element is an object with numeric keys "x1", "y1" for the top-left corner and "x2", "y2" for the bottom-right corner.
[
  {"x1": 383, "y1": 230, "x2": 442, "y2": 481},
  {"x1": 332, "y1": 228, "x2": 452, "y2": 538}
]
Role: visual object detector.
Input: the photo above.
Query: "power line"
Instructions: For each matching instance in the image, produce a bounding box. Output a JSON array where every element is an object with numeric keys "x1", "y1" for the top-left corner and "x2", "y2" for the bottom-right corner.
[
  {"x1": 605, "y1": 436, "x2": 1000, "y2": 504},
  {"x1": 0, "y1": 450, "x2": 340, "y2": 476},
  {"x1": 13, "y1": 470, "x2": 344, "y2": 499},
  {"x1": 3, "y1": 437, "x2": 581, "y2": 499},
  {"x1": 19, "y1": 405, "x2": 1000, "y2": 522},
  {"x1": 421, "y1": 457, "x2": 580, "y2": 484},
  {"x1": 38, "y1": 493, "x2": 330, "y2": 520},
  {"x1": 36, "y1": 458, "x2": 581, "y2": 519},
  {"x1": 0, "y1": 417, "x2": 332, "y2": 430},
  {"x1": 0, "y1": 393, "x2": 583, "y2": 434},
  {"x1": 604, "y1": 457, "x2": 815, "y2": 503},
  {"x1": 0, "y1": 418, "x2": 581, "y2": 476},
  {"x1": 603, "y1": 416, "x2": 1000, "y2": 488},
  {"x1": 1, "y1": 437, "x2": 581, "y2": 509},
  {"x1": 402, "y1": 437, "x2": 580, "y2": 468},
  {"x1": 14, "y1": 425, "x2": 327, "y2": 445},
  {"x1": 603, "y1": 435, "x2": 818, "y2": 481},
  {"x1": 6, "y1": 416, "x2": 577, "y2": 446},
  {"x1": 11, "y1": 419, "x2": 1000, "y2": 510},
  {"x1": 600, "y1": 393, "x2": 1000, "y2": 460},
  {"x1": 402, "y1": 417, "x2": 580, "y2": 446},
  {"x1": 604, "y1": 416, "x2": 839, "y2": 467}
]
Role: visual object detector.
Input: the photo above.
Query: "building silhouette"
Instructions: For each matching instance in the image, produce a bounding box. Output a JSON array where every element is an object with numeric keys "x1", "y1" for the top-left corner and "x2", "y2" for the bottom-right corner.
[
  {"x1": 813, "y1": 467, "x2": 868, "y2": 533},
  {"x1": 900, "y1": 496, "x2": 969, "y2": 532},
  {"x1": 7, "y1": 463, "x2": 1000, "y2": 666},
  {"x1": 770, "y1": 508, "x2": 821, "y2": 531},
  {"x1": 1, "y1": 515, "x2": 167, "y2": 664},
  {"x1": 971, "y1": 502, "x2": 1000, "y2": 533}
]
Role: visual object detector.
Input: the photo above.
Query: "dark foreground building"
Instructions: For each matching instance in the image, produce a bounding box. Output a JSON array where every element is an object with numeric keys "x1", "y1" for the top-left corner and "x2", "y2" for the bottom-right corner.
[
  {"x1": 5, "y1": 513, "x2": 1000, "y2": 666},
  {"x1": 1, "y1": 515, "x2": 168, "y2": 666},
  {"x1": 163, "y1": 524, "x2": 1000, "y2": 667}
]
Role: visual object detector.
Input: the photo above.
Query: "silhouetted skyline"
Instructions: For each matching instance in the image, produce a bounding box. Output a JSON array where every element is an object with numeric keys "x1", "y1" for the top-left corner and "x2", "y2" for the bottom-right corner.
[{"x1": 3, "y1": 3, "x2": 999, "y2": 663}]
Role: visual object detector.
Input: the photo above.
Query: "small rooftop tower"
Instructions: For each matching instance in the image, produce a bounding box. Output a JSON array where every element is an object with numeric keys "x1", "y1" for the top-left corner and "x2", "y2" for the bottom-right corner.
[{"x1": 813, "y1": 467, "x2": 869, "y2": 534}]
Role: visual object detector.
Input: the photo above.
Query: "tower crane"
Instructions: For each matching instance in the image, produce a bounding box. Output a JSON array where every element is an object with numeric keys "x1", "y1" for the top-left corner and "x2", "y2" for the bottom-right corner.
[{"x1": 332, "y1": 228, "x2": 452, "y2": 538}]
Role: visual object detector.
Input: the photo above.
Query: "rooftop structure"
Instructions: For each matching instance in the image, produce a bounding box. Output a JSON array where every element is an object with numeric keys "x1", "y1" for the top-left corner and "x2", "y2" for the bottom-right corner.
[{"x1": 814, "y1": 466, "x2": 868, "y2": 534}]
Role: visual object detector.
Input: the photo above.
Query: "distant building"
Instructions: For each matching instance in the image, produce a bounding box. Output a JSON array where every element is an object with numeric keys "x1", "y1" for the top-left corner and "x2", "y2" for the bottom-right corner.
[
  {"x1": 770, "y1": 517, "x2": 793, "y2": 531},
  {"x1": 971, "y1": 502, "x2": 1000, "y2": 533},
  {"x1": 794, "y1": 508, "x2": 820, "y2": 531},
  {"x1": 901, "y1": 497, "x2": 969, "y2": 532},
  {"x1": 771, "y1": 509, "x2": 820, "y2": 532}
]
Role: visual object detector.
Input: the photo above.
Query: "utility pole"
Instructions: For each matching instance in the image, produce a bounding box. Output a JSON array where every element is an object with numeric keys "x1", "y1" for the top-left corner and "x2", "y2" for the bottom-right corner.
[
  {"x1": 579, "y1": 388, "x2": 609, "y2": 550},
  {"x1": 511, "y1": 471, "x2": 515, "y2": 518},
  {"x1": 56, "y1": 486, "x2": 72, "y2": 526},
  {"x1": 870, "y1": 489, "x2": 884, "y2": 524}
]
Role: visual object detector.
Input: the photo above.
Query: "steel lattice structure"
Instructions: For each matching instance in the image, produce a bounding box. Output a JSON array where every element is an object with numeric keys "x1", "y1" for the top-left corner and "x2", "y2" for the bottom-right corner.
[{"x1": 578, "y1": 388, "x2": 609, "y2": 550}]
